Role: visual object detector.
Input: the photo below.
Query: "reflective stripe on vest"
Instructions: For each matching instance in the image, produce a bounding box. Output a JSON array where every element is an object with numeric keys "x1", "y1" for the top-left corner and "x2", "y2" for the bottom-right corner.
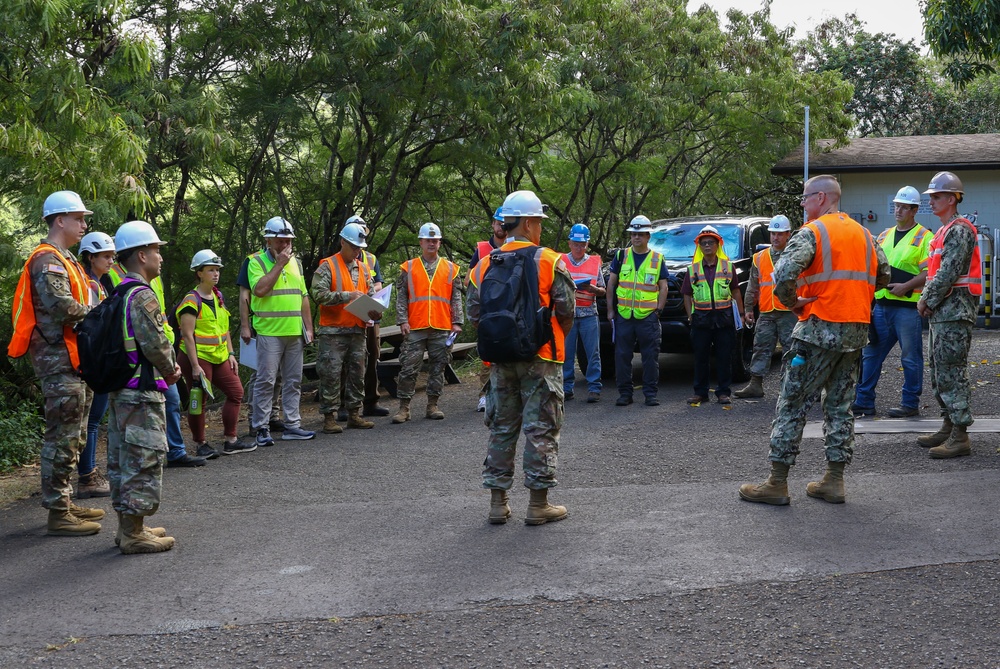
[
  {"x1": 249, "y1": 251, "x2": 305, "y2": 334},
  {"x1": 795, "y1": 213, "x2": 879, "y2": 323},
  {"x1": 754, "y1": 249, "x2": 790, "y2": 312},
  {"x1": 470, "y1": 241, "x2": 566, "y2": 363},
  {"x1": 926, "y1": 217, "x2": 983, "y2": 296},
  {"x1": 562, "y1": 253, "x2": 601, "y2": 309},
  {"x1": 108, "y1": 264, "x2": 174, "y2": 344},
  {"x1": 318, "y1": 254, "x2": 370, "y2": 328},
  {"x1": 7, "y1": 243, "x2": 91, "y2": 369},
  {"x1": 120, "y1": 279, "x2": 167, "y2": 391},
  {"x1": 176, "y1": 290, "x2": 231, "y2": 365},
  {"x1": 874, "y1": 225, "x2": 932, "y2": 303},
  {"x1": 689, "y1": 259, "x2": 733, "y2": 310},
  {"x1": 403, "y1": 257, "x2": 458, "y2": 331},
  {"x1": 615, "y1": 249, "x2": 662, "y2": 320}
]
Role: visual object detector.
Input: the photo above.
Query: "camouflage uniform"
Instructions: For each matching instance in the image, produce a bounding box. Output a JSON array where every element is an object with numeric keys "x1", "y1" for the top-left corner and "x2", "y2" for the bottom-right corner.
[
  {"x1": 25, "y1": 239, "x2": 93, "y2": 512},
  {"x1": 108, "y1": 273, "x2": 174, "y2": 517},
  {"x1": 768, "y1": 223, "x2": 890, "y2": 466},
  {"x1": 921, "y1": 219, "x2": 978, "y2": 428},
  {"x1": 467, "y1": 243, "x2": 576, "y2": 490},
  {"x1": 395, "y1": 257, "x2": 464, "y2": 400},
  {"x1": 310, "y1": 255, "x2": 373, "y2": 414},
  {"x1": 743, "y1": 246, "x2": 797, "y2": 377}
]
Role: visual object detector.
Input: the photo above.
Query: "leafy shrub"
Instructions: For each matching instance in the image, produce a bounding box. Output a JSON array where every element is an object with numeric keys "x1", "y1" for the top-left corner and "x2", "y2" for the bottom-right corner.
[{"x1": 0, "y1": 397, "x2": 44, "y2": 474}]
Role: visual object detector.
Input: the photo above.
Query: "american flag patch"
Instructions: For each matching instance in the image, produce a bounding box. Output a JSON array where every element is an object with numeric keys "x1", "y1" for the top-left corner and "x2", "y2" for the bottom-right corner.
[{"x1": 45, "y1": 264, "x2": 67, "y2": 275}]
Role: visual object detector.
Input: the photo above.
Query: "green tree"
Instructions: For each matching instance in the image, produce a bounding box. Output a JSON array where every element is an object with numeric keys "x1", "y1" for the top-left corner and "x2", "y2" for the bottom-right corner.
[{"x1": 924, "y1": 0, "x2": 1000, "y2": 86}]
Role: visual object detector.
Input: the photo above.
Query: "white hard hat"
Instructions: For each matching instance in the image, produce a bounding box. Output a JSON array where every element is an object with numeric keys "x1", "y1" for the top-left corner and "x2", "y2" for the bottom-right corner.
[
  {"x1": 418, "y1": 222, "x2": 442, "y2": 239},
  {"x1": 43, "y1": 191, "x2": 93, "y2": 218},
  {"x1": 695, "y1": 225, "x2": 723, "y2": 243},
  {"x1": 114, "y1": 220, "x2": 166, "y2": 252},
  {"x1": 340, "y1": 222, "x2": 368, "y2": 248},
  {"x1": 626, "y1": 215, "x2": 652, "y2": 233},
  {"x1": 767, "y1": 215, "x2": 792, "y2": 232},
  {"x1": 190, "y1": 249, "x2": 224, "y2": 270},
  {"x1": 263, "y1": 216, "x2": 296, "y2": 238},
  {"x1": 501, "y1": 190, "x2": 548, "y2": 219},
  {"x1": 893, "y1": 186, "x2": 921, "y2": 206},
  {"x1": 345, "y1": 214, "x2": 366, "y2": 234},
  {"x1": 78, "y1": 231, "x2": 115, "y2": 255}
]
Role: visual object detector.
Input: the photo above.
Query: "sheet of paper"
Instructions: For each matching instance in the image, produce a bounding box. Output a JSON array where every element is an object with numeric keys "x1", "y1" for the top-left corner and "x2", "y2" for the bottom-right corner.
[
  {"x1": 239, "y1": 338, "x2": 257, "y2": 370},
  {"x1": 346, "y1": 293, "x2": 387, "y2": 321},
  {"x1": 373, "y1": 283, "x2": 393, "y2": 308},
  {"x1": 200, "y1": 374, "x2": 216, "y2": 400},
  {"x1": 732, "y1": 306, "x2": 744, "y2": 331}
]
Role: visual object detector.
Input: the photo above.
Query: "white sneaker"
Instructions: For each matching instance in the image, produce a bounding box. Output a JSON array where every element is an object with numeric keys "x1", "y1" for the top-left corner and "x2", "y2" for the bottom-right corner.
[{"x1": 477, "y1": 396, "x2": 487, "y2": 412}]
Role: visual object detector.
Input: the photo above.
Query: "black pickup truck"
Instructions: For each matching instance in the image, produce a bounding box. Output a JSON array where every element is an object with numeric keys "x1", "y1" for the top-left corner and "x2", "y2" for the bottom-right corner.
[{"x1": 596, "y1": 215, "x2": 774, "y2": 382}]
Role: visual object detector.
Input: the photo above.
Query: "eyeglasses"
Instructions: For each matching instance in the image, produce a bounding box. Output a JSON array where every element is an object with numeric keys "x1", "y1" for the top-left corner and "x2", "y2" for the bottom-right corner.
[
  {"x1": 698, "y1": 239, "x2": 718, "y2": 245},
  {"x1": 800, "y1": 192, "x2": 822, "y2": 202}
]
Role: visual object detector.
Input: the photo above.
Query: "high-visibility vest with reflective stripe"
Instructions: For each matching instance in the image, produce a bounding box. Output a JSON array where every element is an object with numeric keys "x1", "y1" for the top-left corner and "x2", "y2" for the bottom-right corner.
[
  {"x1": 8, "y1": 243, "x2": 91, "y2": 368},
  {"x1": 616, "y1": 248, "x2": 662, "y2": 320},
  {"x1": 119, "y1": 278, "x2": 167, "y2": 391},
  {"x1": 875, "y1": 225, "x2": 933, "y2": 303},
  {"x1": 927, "y1": 217, "x2": 983, "y2": 296},
  {"x1": 401, "y1": 257, "x2": 459, "y2": 330},
  {"x1": 176, "y1": 290, "x2": 231, "y2": 365},
  {"x1": 796, "y1": 213, "x2": 879, "y2": 323},
  {"x1": 361, "y1": 250, "x2": 377, "y2": 275},
  {"x1": 753, "y1": 248, "x2": 790, "y2": 312},
  {"x1": 108, "y1": 263, "x2": 175, "y2": 344},
  {"x1": 318, "y1": 254, "x2": 370, "y2": 329},
  {"x1": 248, "y1": 251, "x2": 305, "y2": 336},
  {"x1": 689, "y1": 258, "x2": 734, "y2": 311},
  {"x1": 561, "y1": 253, "x2": 601, "y2": 309},
  {"x1": 470, "y1": 241, "x2": 566, "y2": 363}
]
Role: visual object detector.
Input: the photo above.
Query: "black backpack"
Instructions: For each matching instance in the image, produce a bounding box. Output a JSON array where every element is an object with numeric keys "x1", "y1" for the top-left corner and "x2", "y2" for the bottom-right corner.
[
  {"x1": 477, "y1": 246, "x2": 554, "y2": 363},
  {"x1": 77, "y1": 281, "x2": 151, "y2": 393}
]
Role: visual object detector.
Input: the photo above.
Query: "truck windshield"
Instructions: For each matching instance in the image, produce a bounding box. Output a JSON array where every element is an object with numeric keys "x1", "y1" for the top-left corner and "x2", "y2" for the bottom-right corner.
[{"x1": 649, "y1": 224, "x2": 742, "y2": 261}]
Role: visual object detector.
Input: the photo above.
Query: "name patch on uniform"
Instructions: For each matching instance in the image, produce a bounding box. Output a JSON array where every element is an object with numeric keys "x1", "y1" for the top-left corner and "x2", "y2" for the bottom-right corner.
[{"x1": 45, "y1": 263, "x2": 68, "y2": 275}]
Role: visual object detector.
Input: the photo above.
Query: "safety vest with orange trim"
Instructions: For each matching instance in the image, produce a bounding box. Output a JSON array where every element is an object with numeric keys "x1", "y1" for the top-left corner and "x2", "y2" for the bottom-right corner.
[
  {"x1": 470, "y1": 240, "x2": 566, "y2": 363},
  {"x1": 8, "y1": 243, "x2": 91, "y2": 369},
  {"x1": 927, "y1": 217, "x2": 982, "y2": 296},
  {"x1": 752, "y1": 248, "x2": 790, "y2": 312},
  {"x1": 318, "y1": 254, "x2": 371, "y2": 329},
  {"x1": 795, "y1": 213, "x2": 879, "y2": 323},
  {"x1": 561, "y1": 253, "x2": 601, "y2": 310},
  {"x1": 874, "y1": 224, "x2": 933, "y2": 303},
  {"x1": 401, "y1": 256, "x2": 460, "y2": 330},
  {"x1": 615, "y1": 248, "x2": 663, "y2": 320},
  {"x1": 689, "y1": 258, "x2": 734, "y2": 311}
]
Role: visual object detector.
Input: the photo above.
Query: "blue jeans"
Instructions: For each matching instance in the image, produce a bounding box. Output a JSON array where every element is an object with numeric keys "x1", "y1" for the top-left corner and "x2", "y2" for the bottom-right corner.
[
  {"x1": 563, "y1": 315, "x2": 602, "y2": 394},
  {"x1": 78, "y1": 391, "x2": 110, "y2": 476},
  {"x1": 855, "y1": 302, "x2": 924, "y2": 409},
  {"x1": 164, "y1": 382, "x2": 189, "y2": 461},
  {"x1": 614, "y1": 314, "x2": 661, "y2": 399}
]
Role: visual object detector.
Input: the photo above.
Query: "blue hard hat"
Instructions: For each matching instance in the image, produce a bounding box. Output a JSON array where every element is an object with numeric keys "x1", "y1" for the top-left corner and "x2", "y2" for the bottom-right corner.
[
  {"x1": 568, "y1": 223, "x2": 590, "y2": 242},
  {"x1": 493, "y1": 206, "x2": 504, "y2": 222}
]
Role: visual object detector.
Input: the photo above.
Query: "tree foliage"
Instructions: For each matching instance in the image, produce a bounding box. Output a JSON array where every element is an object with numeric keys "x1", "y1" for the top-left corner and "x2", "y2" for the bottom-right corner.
[{"x1": 924, "y1": 0, "x2": 1000, "y2": 86}]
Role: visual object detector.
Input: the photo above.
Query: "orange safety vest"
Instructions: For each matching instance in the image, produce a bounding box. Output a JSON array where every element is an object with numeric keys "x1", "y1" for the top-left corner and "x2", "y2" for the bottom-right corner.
[
  {"x1": 8, "y1": 243, "x2": 91, "y2": 369},
  {"x1": 753, "y1": 248, "x2": 790, "y2": 312},
  {"x1": 562, "y1": 253, "x2": 601, "y2": 309},
  {"x1": 927, "y1": 217, "x2": 983, "y2": 296},
  {"x1": 401, "y1": 257, "x2": 459, "y2": 330},
  {"x1": 795, "y1": 213, "x2": 879, "y2": 323},
  {"x1": 470, "y1": 240, "x2": 566, "y2": 363},
  {"x1": 318, "y1": 254, "x2": 371, "y2": 328}
]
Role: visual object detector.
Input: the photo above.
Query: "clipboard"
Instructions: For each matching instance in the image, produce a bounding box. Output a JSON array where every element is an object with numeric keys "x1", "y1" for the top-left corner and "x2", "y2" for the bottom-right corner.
[{"x1": 346, "y1": 293, "x2": 387, "y2": 321}]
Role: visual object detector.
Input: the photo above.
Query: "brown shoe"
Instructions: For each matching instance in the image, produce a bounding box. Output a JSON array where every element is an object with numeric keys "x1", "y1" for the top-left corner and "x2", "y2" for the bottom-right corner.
[
  {"x1": 928, "y1": 426, "x2": 971, "y2": 459},
  {"x1": 323, "y1": 413, "x2": 343, "y2": 434},
  {"x1": 77, "y1": 469, "x2": 111, "y2": 499},
  {"x1": 717, "y1": 395, "x2": 732, "y2": 405},
  {"x1": 69, "y1": 502, "x2": 106, "y2": 521},
  {"x1": 739, "y1": 462, "x2": 791, "y2": 505},
  {"x1": 347, "y1": 409, "x2": 375, "y2": 429},
  {"x1": 425, "y1": 397, "x2": 445, "y2": 420},
  {"x1": 47, "y1": 509, "x2": 101, "y2": 536},
  {"x1": 686, "y1": 395, "x2": 709, "y2": 405}
]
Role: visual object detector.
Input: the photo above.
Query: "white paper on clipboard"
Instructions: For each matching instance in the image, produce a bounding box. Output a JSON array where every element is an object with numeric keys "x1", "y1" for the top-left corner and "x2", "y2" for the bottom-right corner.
[
  {"x1": 346, "y1": 293, "x2": 387, "y2": 321},
  {"x1": 239, "y1": 338, "x2": 258, "y2": 370}
]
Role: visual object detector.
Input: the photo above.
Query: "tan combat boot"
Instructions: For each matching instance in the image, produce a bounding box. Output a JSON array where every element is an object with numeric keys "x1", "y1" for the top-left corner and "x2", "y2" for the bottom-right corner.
[
  {"x1": 47, "y1": 509, "x2": 101, "y2": 536},
  {"x1": 392, "y1": 399, "x2": 411, "y2": 424},
  {"x1": 347, "y1": 408, "x2": 375, "y2": 429},
  {"x1": 525, "y1": 488, "x2": 568, "y2": 525},
  {"x1": 425, "y1": 396, "x2": 444, "y2": 420},
  {"x1": 929, "y1": 425, "x2": 972, "y2": 459},
  {"x1": 113, "y1": 511, "x2": 167, "y2": 546},
  {"x1": 806, "y1": 461, "x2": 846, "y2": 504},
  {"x1": 119, "y1": 514, "x2": 175, "y2": 554},
  {"x1": 69, "y1": 502, "x2": 106, "y2": 520},
  {"x1": 488, "y1": 489, "x2": 511, "y2": 525},
  {"x1": 76, "y1": 469, "x2": 111, "y2": 498},
  {"x1": 323, "y1": 413, "x2": 343, "y2": 434},
  {"x1": 917, "y1": 416, "x2": 953, "y2": 447},
  {"x1": 734, "y1": 375, "x2": 764, "y2": 399},
  {"x1": 738, "y1": 462, "x2": 791, "y2": 505}
]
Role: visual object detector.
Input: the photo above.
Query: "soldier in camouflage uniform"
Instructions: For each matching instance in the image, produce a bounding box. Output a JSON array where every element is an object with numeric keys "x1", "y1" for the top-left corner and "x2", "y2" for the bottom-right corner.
[
  {"x1": 106, "y1": 220, "x2": 181, "y2": 554},
  {"x1": 8, "y1": 191, "x2": 101, "y2": 536},
  {"x1": 468, "y1": 191, "x2": 576, "y2": 526},
  {"x1": 739, "y1": 176, "x2": 890, "y2": 506},
  {"x1": 310, "y1": 222, "x2": 381, "y2": 434},
  {"x1": 916, "y1": 172, "x2": 979, "y2": 458},
  {"x1": 391, "y1": 223, "x2": 463, "y2": 423},
  {"x1": 734, "y1": 215, "x2": 798, "y2": 399}
]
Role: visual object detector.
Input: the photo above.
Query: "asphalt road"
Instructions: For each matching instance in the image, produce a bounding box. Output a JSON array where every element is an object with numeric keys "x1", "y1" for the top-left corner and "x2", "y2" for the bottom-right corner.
[{"x1": 3, "y1": 331, "x2": 1000, "y2": 668}]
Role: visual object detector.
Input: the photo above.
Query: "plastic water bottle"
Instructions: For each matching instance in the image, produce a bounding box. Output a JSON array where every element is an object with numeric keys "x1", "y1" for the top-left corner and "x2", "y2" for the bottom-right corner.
[
  {"x1": 790, "y1": 353, "x2": 806, "y2": 368},
  {"x1": 189, "y1": 385, "x2": 203, "y2": 416},
  {"x1": 445, "y1": 331, "x2": 458, "y2": 347}
]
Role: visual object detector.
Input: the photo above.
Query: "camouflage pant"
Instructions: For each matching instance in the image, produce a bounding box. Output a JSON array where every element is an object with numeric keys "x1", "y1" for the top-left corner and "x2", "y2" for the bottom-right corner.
[
  {"x1": 396, "y1": 329, "x2": 452, "y2": 400},
  {"x1": 317, "y1": 332, "x2": 366, "y2": 414},
  {"x1": 39, "y1": 373, "x2": 92, "y2": 511},
  {"x1": 107, "y1": 395, "x2": 167, "y2": 517},
  {"x1": 483, "y1": 360, "x2": 564, "y2": 490},
  {"x1": 928, "y1": 321, "x2": 974, "y2": 427},
  {"x1": 769, "y1": 340, "x2": 861, "y2": 466},
  {"x1": 748, "y1": 311, "x2": 797, "y2": 377}
]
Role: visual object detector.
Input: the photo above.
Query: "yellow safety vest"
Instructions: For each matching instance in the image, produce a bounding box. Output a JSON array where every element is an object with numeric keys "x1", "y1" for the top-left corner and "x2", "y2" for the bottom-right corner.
[
  {"x1": 108, "y1": 263, "x2": 175, "y2": 344},
  {"x1": 616, "y1": 249, "x2": 662, "y2": 320},
  {"x1": 176, "y1": 290, "x2": 231, "y2": 365},
  {"x1": 874, "y1": 225, "x2": 932, "y2": 303},
  {"x1": 689, "y1": 259, "x2": 734, "y2": 310},
  {"x1": 248, "y1": 251, "x2": 305, "y2": 336}
]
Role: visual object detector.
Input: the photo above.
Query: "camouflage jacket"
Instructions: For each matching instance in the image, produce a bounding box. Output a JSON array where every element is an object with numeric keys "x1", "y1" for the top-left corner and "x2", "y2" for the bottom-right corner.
[
  {"x1": 920, "y1": 219, "x2": 978, "y2": 324},
  {"x1": 27, "y1": 238, "x2": 91, "y2": 377}
]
